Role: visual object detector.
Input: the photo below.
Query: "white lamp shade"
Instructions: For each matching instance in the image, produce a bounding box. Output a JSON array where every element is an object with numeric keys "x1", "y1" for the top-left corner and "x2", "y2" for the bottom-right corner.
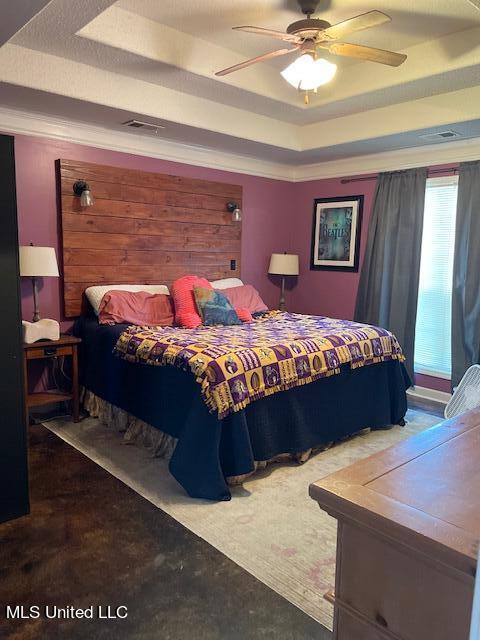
[
  {"x1": 19, "y1": 246, "x2": 59, "y2": 277},
  {"x1": 268, "y1": 253, "x2": 299, "y2": 276}
]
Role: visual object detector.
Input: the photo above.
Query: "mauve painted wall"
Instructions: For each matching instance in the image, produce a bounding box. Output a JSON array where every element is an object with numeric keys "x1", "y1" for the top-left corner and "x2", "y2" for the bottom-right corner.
[
  {"x1": 415, "y1": 373, "x2": 451, "y2": 394},
  {"x1": 13, "y1": 134, "x2": 293, "y2": 327},
  {"x1": 286, "y1": 175, "x2": 376, "y2": 319}
]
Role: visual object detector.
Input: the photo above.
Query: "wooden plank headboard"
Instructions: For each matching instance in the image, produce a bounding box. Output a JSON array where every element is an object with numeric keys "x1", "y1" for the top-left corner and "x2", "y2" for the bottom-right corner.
[{"x1": 58, "y1": 159, "x2": 242, "y2": 317}]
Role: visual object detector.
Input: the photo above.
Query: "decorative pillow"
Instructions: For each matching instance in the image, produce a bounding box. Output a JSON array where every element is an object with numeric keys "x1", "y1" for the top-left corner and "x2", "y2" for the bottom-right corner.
[
  {"x1": 171, "y1": 275, "x2": 212, "y2": 328},
  {"x1": 235, "y1": 307, "x2": 253, "y2": 323},
  {"x1": 86, "y1": 284, "x2": 169, "y2": 315},
  {"x1": 221, "y1": 284, "x2": 268, "y2": 313},
  {"x1": 193, "y1": 286, "x2": 242, "y2": 326},
  {"x1": 98, "y1": 291, "x2": 174, "y2": 326},
  {"x1": 211, "y1": 277, "x2": 244, "y2": 290}
]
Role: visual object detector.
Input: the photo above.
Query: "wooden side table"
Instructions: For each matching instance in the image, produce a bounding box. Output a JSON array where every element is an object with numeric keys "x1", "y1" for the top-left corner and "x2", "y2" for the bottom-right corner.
[{"x1": 23, "y1": 335, "x2": 81, "y2": 424}]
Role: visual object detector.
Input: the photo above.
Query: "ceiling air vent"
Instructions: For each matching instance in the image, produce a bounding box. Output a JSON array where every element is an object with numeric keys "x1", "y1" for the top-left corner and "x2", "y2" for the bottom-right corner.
[
  {"x1": 420, "y1": 130, "x2": 462, "y2": 142},
  {"x1": 122, "y1": 119, "x2": 165, "y2": 132}
]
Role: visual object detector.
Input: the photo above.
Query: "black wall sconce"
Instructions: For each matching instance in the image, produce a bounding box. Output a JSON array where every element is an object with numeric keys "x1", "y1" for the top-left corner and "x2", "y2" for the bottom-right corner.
[
  {"x1": 73, "y1": 180, "x2": 95, "y2": 207},
  {"x1": 227, "y1": 201, "x2": 242, "y2": 222}
]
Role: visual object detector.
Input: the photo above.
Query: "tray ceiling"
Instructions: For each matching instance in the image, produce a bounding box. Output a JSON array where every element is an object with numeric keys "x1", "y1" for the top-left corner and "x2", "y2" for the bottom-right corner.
[{"x1": 1, "y1": 0, "x2": 480, "y2": 165}]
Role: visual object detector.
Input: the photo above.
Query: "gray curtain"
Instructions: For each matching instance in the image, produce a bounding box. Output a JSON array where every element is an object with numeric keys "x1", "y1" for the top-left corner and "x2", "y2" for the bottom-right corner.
[
  {"x1": 354, "y1": 168, "x2": 428, "y2": 382},
  {"x1": 451, "y1": 160, "x2": 480, "y2": 387}
]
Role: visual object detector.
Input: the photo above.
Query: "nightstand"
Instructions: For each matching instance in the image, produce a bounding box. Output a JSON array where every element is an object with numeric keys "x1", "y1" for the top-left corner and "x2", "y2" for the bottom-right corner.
[{"x1": 23, "y1": 335, "x2": 81, "y2": 424}]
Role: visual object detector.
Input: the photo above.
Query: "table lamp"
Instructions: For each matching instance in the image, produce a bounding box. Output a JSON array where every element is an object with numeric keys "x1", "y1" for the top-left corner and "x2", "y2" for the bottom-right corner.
[
  {"x1": 19, "y1": 244, "x2": 59, "y2": 322},
  {"x1": 268, "y1": 253, "x2": 299, "y2": 311}
]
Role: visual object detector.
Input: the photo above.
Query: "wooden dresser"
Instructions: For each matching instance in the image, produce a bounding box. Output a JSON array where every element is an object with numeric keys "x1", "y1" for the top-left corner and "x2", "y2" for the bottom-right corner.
[{"x1": 310, "y1": 410, "x2": 480, "y2": 640}]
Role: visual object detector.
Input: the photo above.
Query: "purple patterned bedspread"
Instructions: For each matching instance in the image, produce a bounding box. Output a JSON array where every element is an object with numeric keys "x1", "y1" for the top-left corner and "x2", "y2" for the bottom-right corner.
[{"x1": 114, "y1": 311, "x2": 405, "y2": 419}]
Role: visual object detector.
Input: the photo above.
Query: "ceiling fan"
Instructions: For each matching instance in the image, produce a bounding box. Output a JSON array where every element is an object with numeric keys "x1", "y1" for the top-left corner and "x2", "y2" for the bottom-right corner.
[{"x1": 215, "y1": 0, "x2": 407, "y2": 102}]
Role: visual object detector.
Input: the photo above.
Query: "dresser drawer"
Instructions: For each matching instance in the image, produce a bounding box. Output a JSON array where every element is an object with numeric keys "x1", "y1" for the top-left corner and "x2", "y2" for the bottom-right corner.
[
  {"x1": 336, "y1": 522, "x2": 472, "y2": 640},
  {"x1": 26, "y1": 345, "x2": 72, "y2": 360},
  {"x1": 336, "y1": 608, "x2": 394, "y2": 640}
]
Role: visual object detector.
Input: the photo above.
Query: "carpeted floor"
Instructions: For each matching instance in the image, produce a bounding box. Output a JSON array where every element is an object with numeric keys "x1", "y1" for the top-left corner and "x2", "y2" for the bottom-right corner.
[{"x1": 45, "y1": 409, "x2": 440, "y2": 631}]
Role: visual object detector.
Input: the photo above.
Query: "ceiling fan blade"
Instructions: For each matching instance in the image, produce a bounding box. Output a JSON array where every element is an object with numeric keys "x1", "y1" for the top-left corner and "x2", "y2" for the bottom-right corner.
[
  {"x1": 233, "y1": 26, "x2": 301, "y2": 44},
  {"x1": 328, "y1": 42, "x2": 407, "y2": 67},
  {"x1": 322, "y1": 10, "x2": 391, "y2": 41},
  {"x1": 215, "y1": 47, "x2": 299, "y2": 76}
]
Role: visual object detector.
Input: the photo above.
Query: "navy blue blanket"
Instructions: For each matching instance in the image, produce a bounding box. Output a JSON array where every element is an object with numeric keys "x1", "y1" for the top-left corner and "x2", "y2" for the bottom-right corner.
[{"x1": 74, "y1": 317, "x2": 409, "y2": 500}]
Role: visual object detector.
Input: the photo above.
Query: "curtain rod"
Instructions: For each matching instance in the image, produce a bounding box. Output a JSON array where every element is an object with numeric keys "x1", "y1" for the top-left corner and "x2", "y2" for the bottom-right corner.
[{"x1": 340, "y1": 166, "x2": 459, "y2": 184}]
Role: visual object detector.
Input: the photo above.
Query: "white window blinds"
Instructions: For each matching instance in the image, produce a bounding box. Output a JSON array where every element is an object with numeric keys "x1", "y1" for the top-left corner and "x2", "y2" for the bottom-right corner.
[{"x1": 414, "y1": 176, "x2": 458, "y2": 378}]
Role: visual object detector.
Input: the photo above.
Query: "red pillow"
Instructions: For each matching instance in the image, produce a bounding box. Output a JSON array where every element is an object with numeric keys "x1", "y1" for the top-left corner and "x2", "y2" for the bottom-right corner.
[
  {"x1": 98, "y1": 291, "x2": 174, "y2": 326},
  {"x1": 171, "y1": 275, "x2": 212, "y2": 328},
  {"x1": 221, "y1": 284, "x2": 268, "y2": 314},
  {"x1": 235, "y1": 307, "x2": 253, "y2": 322}
]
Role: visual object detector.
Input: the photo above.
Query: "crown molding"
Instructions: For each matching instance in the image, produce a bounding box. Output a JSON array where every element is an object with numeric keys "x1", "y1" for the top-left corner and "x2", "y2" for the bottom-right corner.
[
  {"x1": 1, "y1": 106, "x2": 480, "y2": 183},
  {"x1": 0, "y1": 106, "x2": 295, "y2": 181},
  {"x1": 293, "y1": 136, "x2": 480, "y2": 181}
]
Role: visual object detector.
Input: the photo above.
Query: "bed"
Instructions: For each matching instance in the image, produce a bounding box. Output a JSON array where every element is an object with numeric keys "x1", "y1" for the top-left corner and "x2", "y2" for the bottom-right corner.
[
  {"x1": 74, "y1": 312, "x2": 409, "y2": 500},
  {"x1": 60, "y1": 159, "x2": 409, "y2": 501}
]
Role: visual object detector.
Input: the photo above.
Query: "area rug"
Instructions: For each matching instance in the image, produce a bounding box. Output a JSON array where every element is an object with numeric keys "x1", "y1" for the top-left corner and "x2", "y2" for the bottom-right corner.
[{"x1": 45, "y1": 409, "x2": 439, "y2": 631}]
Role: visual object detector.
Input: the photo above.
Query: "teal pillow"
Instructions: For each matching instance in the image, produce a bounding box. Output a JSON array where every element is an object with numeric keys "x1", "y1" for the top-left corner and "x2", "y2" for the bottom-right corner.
[{"x1": 193, "y1": 286, "x2": 242, "y2": 326}]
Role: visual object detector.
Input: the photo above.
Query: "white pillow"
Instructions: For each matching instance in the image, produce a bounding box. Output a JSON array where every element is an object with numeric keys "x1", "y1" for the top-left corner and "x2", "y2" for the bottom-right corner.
[
  {"x1": 211, "y1": 278, "x2": 244, "y2": 290},
  {"x1": 85, "y1": 284, "x2": 170, "y2": 315}
]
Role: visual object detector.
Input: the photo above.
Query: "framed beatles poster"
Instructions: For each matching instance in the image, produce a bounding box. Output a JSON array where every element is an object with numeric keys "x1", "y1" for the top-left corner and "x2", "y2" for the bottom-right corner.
[{"x1": 310, "y1": 195, "x2": 363, "y2": 272}]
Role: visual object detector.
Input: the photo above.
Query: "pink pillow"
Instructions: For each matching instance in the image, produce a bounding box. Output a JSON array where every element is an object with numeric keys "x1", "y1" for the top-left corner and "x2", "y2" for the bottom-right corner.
[
  {"x1": 171, "y1": 275, "x2": 212, "y2": 328},
  {"x1": 222, "y1": 284, "x2": 268, "y2": 314},
  {"x1": 98, "y1": 291, "x2": 174, "y2": 326}
]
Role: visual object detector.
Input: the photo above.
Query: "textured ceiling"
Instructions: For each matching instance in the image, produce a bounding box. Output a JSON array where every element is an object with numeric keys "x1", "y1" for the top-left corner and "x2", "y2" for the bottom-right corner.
[
  {"x1": 0, "y1": 0, "x2": 52, "y2": 47},
  {"x1": 1, "y1": 0, "x2": 480, "y2": 165},
  {"x1": 118, "y1": 0, "x2": 479, "y2": 56},
  {"x1": 10, "y1": 0, "x2": 480, "y2": 119}
]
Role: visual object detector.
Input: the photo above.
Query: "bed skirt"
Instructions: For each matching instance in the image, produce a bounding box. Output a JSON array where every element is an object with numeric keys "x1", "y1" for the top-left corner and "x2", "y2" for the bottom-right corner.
[{"x1": 82, "y1": 388, "x2": 339, "y2": 486}]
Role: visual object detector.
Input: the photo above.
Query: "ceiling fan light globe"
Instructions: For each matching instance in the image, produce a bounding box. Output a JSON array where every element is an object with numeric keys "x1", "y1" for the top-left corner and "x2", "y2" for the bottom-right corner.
[
  {"x1": 280, "y1": 54, "x2": 312, "y2": 87},
  {"x1": 281, "y1": 55, "x2": 336, "y2": 91}
]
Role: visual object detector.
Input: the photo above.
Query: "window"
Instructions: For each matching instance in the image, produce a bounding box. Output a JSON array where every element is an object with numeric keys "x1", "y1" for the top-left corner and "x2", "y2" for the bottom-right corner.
[{"x1": 414, "y1": 176, "x2": 458, "y2": 379}]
